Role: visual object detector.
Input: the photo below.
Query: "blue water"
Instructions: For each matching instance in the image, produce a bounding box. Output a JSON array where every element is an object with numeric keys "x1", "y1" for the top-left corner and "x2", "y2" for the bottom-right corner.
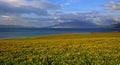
[{"x1": 0, "y1": 28, "x2": 120, "y2": 38}]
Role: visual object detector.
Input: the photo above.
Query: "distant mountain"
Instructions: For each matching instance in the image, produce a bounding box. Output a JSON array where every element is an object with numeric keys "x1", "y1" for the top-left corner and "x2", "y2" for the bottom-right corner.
[
  {"x1": 0, "y1": 24, "x2": 27, "y2": 28},
  {"x1": 107, "y1": 23, "x2": 120, "y2": 28},
  {"x1": 48, "y1": 20, "x2": 101, "y2": 28}
]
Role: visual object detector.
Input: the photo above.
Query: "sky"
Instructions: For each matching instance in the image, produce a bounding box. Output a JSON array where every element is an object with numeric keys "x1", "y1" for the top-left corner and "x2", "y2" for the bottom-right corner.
[{"x1": 0, "y1": 0, "x2": 120, "y2": 27}]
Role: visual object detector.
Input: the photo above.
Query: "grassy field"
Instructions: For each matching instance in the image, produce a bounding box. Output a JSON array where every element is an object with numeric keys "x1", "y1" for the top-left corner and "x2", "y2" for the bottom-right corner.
[{"x1": 0, "y1": 32, "x2": 120, "y2": 65}]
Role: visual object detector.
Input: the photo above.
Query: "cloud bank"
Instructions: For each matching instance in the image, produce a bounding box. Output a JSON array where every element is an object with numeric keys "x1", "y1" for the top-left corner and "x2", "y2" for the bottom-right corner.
[{"x1": 0, "y1": 0, "x2": 120, "y2": 27}]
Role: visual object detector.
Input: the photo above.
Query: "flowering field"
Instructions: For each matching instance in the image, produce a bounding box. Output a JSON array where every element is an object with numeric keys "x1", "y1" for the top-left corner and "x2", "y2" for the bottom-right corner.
[{"x1": 0, "y1": 32, "x2": 120, "y2": 65}]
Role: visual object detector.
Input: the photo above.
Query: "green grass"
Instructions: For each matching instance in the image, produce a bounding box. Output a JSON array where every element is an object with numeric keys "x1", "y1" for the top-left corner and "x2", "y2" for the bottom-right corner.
[{"x1": 0, "y1": 32, "x2": 120, "y2": 65}]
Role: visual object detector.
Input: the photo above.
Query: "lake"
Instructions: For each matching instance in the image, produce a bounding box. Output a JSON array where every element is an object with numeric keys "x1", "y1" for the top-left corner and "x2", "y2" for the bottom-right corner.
[{"x1": 0, "y1": 28, "x2": 120, "y2": 38}]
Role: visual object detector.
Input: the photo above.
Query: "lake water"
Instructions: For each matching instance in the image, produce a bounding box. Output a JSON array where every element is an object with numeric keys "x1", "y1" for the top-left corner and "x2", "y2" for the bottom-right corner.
[{"x1": 0, "y1": 28, "x2": 120, "y2": 38}]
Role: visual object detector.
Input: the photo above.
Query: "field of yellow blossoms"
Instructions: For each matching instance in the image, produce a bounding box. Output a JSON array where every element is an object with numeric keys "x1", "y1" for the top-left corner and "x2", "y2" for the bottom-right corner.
[{"x1": 0, "y1": 32, "x2": 120, "y2": 65}]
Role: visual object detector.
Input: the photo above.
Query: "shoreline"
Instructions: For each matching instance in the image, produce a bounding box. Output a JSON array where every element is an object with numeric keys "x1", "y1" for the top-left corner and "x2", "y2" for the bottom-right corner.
[{"x1": 0, "y1": 32, "x2": 120, "y2": 40}]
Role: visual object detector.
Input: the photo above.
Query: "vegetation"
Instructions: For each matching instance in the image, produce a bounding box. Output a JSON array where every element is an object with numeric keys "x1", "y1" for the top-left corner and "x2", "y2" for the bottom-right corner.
[{"x1": 0, "y1": 32, "x2": 120, "y2": 65}]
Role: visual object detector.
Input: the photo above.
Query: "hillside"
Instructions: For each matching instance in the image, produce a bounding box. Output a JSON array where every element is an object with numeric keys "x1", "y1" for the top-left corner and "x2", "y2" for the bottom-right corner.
[{"x1": 0, "y1": 32, "x2": 120, "y2": 65}]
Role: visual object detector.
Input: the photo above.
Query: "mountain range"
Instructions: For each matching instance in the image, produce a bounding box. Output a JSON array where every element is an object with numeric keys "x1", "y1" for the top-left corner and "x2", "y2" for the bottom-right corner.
[
  {"x1": 48, "y1": 20, "x2": 120, "y2": 28},
  {"x1": 0, "y1": 22, "x2": 120, "y2": 28},
  {"x1": 48, "y1": 20, "x2": 100, "y2": 28},
  {"x1": 107, "y1": 23, "x2": 120, "y2": 28},
  {"x1": 0, "y1": 25, "x2": 27, "y2": 28}
]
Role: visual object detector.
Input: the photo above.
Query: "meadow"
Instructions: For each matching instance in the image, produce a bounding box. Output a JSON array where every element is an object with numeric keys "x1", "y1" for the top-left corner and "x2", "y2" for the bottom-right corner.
[{"x1": 0, "y1": 32, "x2": 120, "y2": 65}]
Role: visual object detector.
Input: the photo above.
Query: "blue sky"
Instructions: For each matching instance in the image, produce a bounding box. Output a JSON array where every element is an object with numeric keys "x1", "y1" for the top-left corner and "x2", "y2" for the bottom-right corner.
[
  {"x1": 50, "y1": 0, "x2": 109, "y2": 12},
  {"x1": 0, "y1": 0, "x2": 120, "y2": 27}
]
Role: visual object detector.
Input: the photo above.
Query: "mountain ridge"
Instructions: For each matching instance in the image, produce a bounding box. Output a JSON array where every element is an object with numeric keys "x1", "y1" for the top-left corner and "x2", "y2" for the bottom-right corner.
[
  {"x1": 0, "y1": 24, "x2": 28, "y2": 28},
  {"x1": 48, "y1": 21, "x2": 101, "y2": 28},
  {"x1": 107, "y1": 23, "x2": 120, "y2": 28}
]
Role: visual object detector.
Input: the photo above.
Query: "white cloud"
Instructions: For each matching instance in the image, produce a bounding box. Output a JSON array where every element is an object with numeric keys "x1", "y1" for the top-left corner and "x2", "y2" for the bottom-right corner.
[
  {"x1": 104, "y1": 0, "x2": 120, "y2": 11},
  {"x1": 1, "y1": 15, "x2": 13, "y2": 21},
  {"x1": 113, "y1": 16, "x2": 120, "y2": 22},
  {"x1": 0, "y1": 0, "x2": 61, "y2": 10},
  {"x1": 0, "y1": 0, "x2": 119, "y2": 27}
]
